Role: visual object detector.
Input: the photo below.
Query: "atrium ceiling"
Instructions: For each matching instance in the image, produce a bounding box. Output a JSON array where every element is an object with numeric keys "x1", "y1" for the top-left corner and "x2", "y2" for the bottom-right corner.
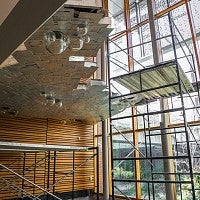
[{"x1": 0, "y1": 1, "x2": 116, "y2": 124}]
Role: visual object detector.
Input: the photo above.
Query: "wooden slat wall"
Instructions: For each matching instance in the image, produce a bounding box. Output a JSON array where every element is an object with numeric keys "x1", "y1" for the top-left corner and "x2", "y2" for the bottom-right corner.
[
  {"x1": 0, "y1": 152, "x2": 23, "y2": 199},
  {"x1": 47, "y1": 119, "x2": 93, "y2": 146},
  {"x1": 0, "y1": 117, "x2": 94, "y2": 199}
]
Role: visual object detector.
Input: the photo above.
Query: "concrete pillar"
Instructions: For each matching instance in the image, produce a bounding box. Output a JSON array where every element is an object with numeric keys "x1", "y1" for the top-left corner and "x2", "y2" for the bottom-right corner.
[{"x1": 147, "y1": 1, "x2": 175, "y2": 200}]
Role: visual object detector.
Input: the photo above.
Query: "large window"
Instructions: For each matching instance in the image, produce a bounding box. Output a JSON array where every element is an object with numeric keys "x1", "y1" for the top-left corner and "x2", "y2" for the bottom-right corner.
[{"x1": 107, "y1": 0, "x2": 200, "y2": 199}]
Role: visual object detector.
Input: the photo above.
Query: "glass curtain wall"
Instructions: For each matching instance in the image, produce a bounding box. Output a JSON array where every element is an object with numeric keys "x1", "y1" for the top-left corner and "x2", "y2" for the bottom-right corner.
[{"x1": 107, "y1": 0, "x2": 200, "y2": 199}]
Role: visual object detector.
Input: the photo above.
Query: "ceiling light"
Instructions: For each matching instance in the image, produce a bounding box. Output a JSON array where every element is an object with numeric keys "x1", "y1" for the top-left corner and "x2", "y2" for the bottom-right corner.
[
  {"x1": 0, "y1": 107, "x2": 18, "y2": 117},
  {"x1": 40, "y1": 92, "x2": 62, "y2": 108},
  {"x1": 40, "y1": 91, "x2": 47, "y2": 97},
  {"x1": 44, "y1": 31, "x2": 70, "y2": 54},
  {"x1": 46, "y1": 95, "x2": 55, "y2": 106},
  {"x1": 8, "y1": 110, "x2": 18, "y2": 117},
  {"x1": 55, "y1": 99, "x2": 62, "y2": 108},
  {"x1": 82, "y1": 35, "x2": 90, "y2": 43},
  {"x1": 70, "y1": 37, "x2": 84, "y2": 51},
  {"x1": 0, "y1": 106, "x2": 10, "y2": 116},
  {"x1": 77, "y1": 24, "x2": 88, "y2": 36}
]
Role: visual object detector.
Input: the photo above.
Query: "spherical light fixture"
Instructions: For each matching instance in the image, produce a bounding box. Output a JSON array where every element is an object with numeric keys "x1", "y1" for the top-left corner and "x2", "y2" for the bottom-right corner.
[
  {"x1": 82, "y1": 35, "x2": 90, "y2": 43},
  {"x1": 77, "y1": 24, "x2": 88, "y2": 36},
  {"x1": 70, "y1": 36, "x2": 84, "y2": 51},
  {"x1": 8, "y1": 110, "x2": 18, "y2": 117},
  {"x1": 44, "y1": 31, "x2": 70, "y2": 54},
  {"x1": 55, "y1": 99, "x2": 63, "y2": 108},
  {"x1": 46, "y1": 95, "x2": 55, "y2": 106}
]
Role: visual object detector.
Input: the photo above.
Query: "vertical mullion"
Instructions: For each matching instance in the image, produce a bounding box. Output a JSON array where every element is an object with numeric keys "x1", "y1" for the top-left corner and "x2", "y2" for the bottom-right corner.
[
  {"x1": 47, "y1": 151, "x2": 50, "y2": 200},
  {"x1": 33, "y1": 153, "x2": 37, "y2": 196},
  {"x1": 72, "y1": 151, "x2": 75, "y2": 200},
  {"x1": 53, "y1": 151, "x2": 56, "y2": 197},
  {"x1": 147, "y1": 103, "x2": 155, "y2": 200},
  {"x1": 137, "y1": 2, "x2": 145, "y2": 57},
  {"x1": 185, "y1": 0, "x2": 200, "y2": 77},
  {"x1": 96, "y1": 147, "x2": 99, "y2": 200},
  {"x1": 103, "y1": 0, "x2": 109, "y2": 17},
  {"x1": 175, "y1": 61, "x2": 196, "y2": 199},
  {"x1": 124, "y1": 0, "x2": 142, "y2": 198},
  {"x1": 22, "y1": 153, "x2": 26, "y2": 198},
  {"x1": 143, "y1": 113, "x2": 150, "y2": 199},
  {"x1": 107, "y1": 37, "x2": 115, "y2": 200},
  {"x1": 124, "y1": 0, "x2": 134, "y2": 71}
]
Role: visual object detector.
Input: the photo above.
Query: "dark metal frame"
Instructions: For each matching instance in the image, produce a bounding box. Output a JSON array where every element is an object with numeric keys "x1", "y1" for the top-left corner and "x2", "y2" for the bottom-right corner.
[
  {"x1": 0, "y1": 147, "x2": 100, "y2": 200},
  {"x1": 107, "y1": 6, "x2": 200, "y2": 198}
]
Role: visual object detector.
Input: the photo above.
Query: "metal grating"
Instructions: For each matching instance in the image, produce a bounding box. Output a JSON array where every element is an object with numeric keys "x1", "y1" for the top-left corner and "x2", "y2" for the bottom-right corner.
[{"x1": 113, "y1": 61, "x2": 194, "y2": 101}]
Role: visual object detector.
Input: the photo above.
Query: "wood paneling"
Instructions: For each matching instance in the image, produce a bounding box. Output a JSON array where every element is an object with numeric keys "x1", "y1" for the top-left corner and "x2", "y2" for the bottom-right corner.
[
  {"x1": 0, "y1": 118, "x2": 47, "y2": 144},
  {"x1": 0, "y1": 117, "x2": 94, "y2": 199},
  {"x1": 47, "y1": 119, "x2": 93, "y2": 146}
]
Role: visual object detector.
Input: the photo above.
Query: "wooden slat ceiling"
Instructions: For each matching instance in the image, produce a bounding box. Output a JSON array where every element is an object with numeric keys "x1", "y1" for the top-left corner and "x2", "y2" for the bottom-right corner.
[{"x1": 0, "y1": 6, "x2": 113, "y2": 124}]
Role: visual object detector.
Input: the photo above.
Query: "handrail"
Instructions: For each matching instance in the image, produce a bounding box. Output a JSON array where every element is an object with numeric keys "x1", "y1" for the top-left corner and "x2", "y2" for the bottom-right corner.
[
  {"x1": 0, "y1": 164, "x2": 62, "y2": 200},
  {"x1": 35, "y1": 153, "x2": 96, "y2": 199},
  {"x1": 0, "y1": 153, "x2": 53, "y2": 193},
  {"x1": 0, "y1": 177, "x2": 40, "y2": 200}
]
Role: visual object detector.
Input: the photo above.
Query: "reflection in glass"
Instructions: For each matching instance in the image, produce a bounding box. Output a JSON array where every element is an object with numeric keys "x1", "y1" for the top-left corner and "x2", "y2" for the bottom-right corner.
[
  {"x1": 70, "y1": 36, "x2": 84, "y2": 51},
  {"x1": 44, "y1": 31, "x2": 69, "y2": 54}
]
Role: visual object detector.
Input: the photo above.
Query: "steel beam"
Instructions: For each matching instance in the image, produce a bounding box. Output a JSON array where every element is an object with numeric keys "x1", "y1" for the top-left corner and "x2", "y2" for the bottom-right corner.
[
  {"x1": 0, "y1": 141, "x2": 88, "y2": 152},
  {"x1": 0, "y1": 0, "x2": 66, "y2": 64}
]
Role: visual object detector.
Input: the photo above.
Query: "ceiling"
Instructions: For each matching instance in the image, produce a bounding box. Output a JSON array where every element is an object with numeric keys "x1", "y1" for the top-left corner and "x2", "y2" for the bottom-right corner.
[
  {"x1": 0, "y1": 0, "x2": 67, "y2": 64},
  {"x1": 0, "y1": 3, "x2": 116, "y2": 124},
  {"x1": 0, "y1": 0, "x2": 19, "y2": 26}
]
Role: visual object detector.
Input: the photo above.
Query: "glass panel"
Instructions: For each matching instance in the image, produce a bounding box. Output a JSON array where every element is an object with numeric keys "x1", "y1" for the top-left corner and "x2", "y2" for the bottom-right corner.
[
  {"x1": 140, "y1": 160, "x2": 153, "y2": 180},
  {"x1": 130, "y1": 1, "x2": 138, "y2": 27},
  {"x1": 139, "y1": 0, "x2": 148, "y2": 21},
  {"x1": 113, "y1": 160, "x2": 135, "y2": 180},
  {"x1": 111, "y1": 118, "x2": 133, "y2": 133},
  {"x1": 109, "y1": 0, "x2": 125, "y2": 34},
  {"x1": 112, "y1": 133, "x2": 134, "y2": 159},
  {"x1": 190, "y1": 0, "x2": 200, "y2": 35},
  {"x1": 154, "y1": 183, "x2": 166, "y2": 200},
  {"x1": 114, "y1": 181, "x2": 136, "y2": 197},
  {"x1": 155, "y1": 0, "x2": 168, "y2": 13},
  {"x1": 141, "y1": 182, "x2": 150, "y2": 199},
  {"x1": 172, "y1": 5, "x2": 191, "y2": 41}
]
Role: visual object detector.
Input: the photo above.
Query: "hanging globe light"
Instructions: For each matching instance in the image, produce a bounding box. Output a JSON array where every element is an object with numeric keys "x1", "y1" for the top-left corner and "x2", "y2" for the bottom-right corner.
[
  {"x1": 77, "y1": 24, "x2": 88, "y2": 36},
  {"x1": 69, "y1": 36, "x2": 84, "y2": 51},
  {"x1": 44, "y1": 31, "x2": 70, "y2": 54},
  {"x1": 82, "y1": 35, "x2": 90, "y2": 43}
]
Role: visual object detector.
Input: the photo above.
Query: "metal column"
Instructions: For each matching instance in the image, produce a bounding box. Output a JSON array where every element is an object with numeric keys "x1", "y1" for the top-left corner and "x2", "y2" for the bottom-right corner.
[
  {"x1": 101, "y1": 39, "x2": 109, "y2": 200},
  {"x1": 53, "y1": 151, "x2": 56, "y2": 199},
  {"x1": 96, "y1": 147, "x2": 100, "y2": 200},
  {"x1": 102, "y1": 119, "x2": 109, "y2": 200},
  {"x1": 72, "y1": 151, "x2": 75, "y2": 200}
]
